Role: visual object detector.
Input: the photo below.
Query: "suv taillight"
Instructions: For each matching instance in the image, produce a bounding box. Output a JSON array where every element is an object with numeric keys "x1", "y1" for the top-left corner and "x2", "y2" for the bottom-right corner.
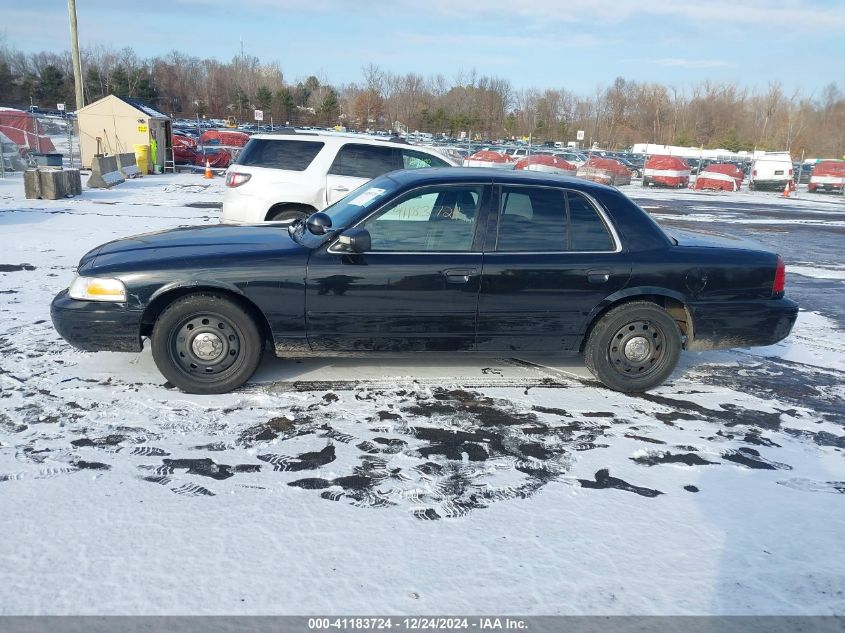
[
  {"x1": 773, "y1": 256, "x2": 785, "y2": 296},
  {"x1": 226, "y1": 172, "x2": 251, "y2": 188}
]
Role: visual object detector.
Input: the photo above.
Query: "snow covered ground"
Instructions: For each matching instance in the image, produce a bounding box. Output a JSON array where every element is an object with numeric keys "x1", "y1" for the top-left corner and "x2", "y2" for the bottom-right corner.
[{"x1": 0, "y1": 172, "x2": 843, "y2": 615}]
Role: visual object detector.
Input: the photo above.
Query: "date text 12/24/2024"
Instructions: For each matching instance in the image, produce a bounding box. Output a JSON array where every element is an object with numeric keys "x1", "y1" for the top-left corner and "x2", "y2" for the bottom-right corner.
[{"x1": 308, "y1": 618, "x2": 528, "y2": 630}]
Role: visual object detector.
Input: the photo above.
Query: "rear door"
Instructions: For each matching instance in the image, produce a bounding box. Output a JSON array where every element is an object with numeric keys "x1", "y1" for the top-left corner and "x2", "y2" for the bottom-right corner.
[
  {"x1": 325, "y1": 143, "x2": 400, "y2": 205},
  {"x1": 477, "y1": 185, "x2": 632, "y2": 352}
]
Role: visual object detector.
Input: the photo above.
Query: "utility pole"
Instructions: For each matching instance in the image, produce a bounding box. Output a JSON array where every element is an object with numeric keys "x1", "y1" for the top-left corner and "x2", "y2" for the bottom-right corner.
[{"x1": 68, "y1": 0, "x2": 84, "y2": 111}]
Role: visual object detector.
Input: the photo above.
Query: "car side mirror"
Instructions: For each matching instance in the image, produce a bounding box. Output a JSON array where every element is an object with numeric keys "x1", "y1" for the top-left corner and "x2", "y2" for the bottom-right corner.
[
  {"x1": 337, "y1": 227, "x2": 371, "y2": 253},
  {"x1": 306, "y1": 212, "x2": 332, "y2": 235}
]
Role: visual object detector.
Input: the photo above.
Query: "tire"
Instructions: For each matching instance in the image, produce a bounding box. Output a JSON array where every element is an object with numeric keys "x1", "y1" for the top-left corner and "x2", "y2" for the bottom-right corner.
[
  {"x1": 584, "y1": 301, "x2": 682, "y2": 393},
  {"x1": 267, "y1": 207, "x2": 309, "y2": 223},
  {"x1": 151, "y1": 294, "x2": 263, "y2": 394}
]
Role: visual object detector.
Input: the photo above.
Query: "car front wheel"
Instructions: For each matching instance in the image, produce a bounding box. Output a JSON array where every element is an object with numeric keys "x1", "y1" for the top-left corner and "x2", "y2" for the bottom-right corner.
[
  {"x1": 584, "y1": 301, "x2": 681, "y2": 392},
  {"x1": 151, "y1": 294, "x2": 263, "y2": 394}
]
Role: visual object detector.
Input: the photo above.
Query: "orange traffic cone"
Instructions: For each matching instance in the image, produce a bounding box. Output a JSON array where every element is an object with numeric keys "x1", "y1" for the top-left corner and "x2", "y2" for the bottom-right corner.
[
  {"x1": 781, "y1": 181, "x2": 791, "y2": 197},
  {"x1": 204, "y1": 159, "x2": 213, "y2": 179}
]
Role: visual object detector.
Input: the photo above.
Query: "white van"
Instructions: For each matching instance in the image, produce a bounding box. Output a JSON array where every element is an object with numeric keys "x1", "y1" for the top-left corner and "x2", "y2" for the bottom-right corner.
[{"x1": 749, "y1": 153, "x2": 793, "y2": 191}]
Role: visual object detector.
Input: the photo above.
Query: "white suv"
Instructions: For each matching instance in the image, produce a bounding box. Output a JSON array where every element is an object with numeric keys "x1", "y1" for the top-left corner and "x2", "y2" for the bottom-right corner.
[{"x1": 222, "y1": 133, "x2": 457, "y2": 223}]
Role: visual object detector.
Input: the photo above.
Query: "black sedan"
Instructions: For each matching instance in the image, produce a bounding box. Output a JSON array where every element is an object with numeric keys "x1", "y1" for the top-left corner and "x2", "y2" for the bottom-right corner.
[{"x1": 51, "y1": 168, "x2": 798, "y2": 394}]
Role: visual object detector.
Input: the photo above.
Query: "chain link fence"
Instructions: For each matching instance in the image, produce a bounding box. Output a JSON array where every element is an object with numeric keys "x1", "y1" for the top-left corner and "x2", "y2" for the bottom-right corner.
[{"x1": 0, "y1": 111, "x2": 80, "y2": 178}]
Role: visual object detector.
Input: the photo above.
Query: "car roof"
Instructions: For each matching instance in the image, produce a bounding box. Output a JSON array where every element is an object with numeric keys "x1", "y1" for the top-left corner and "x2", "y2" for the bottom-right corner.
[
  {"x1": 249, "y1": 131, "x2": 413, "y2": 147},
  {"x1": 386, "y1": 167, "x2": 619, "y2": 193}
]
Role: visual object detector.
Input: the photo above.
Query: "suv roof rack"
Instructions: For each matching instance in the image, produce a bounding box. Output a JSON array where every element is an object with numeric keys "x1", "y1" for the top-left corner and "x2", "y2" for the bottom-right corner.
[{"x1": 252, "y1": 129, "x2": 413, "y2": 144}]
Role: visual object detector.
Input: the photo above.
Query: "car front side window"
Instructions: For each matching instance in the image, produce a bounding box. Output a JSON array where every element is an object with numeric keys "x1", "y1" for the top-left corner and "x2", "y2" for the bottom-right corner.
[{"x1": 361, "y1": 185, "x2": 482, "y2": 252}]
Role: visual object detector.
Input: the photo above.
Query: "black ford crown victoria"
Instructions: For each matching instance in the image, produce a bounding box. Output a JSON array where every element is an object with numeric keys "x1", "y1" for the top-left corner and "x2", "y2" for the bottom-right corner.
[{"x1": 51, "y1": 168, "x2": 798, "y2": 394}]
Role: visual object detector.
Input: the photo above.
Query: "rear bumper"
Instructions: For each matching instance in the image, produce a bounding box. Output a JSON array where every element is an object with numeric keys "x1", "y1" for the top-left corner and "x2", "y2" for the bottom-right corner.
[
  {"x1": 221, "y1": 187, "x2": 269, "y2": 224},
  {"x1": 751, "y1": 179, "x2": 791, "y2": 190},
  {"x1": 686, "y1": 297, "x2": 799, "y2": 351},
  {"x1": 50, "y1": 289, "x2": 144, "y2": 353}
]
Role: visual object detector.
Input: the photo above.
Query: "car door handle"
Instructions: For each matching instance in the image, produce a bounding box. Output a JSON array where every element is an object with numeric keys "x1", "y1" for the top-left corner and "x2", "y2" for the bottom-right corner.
[
  {"x1": 442, "y1": 268, "x2": 477, "y2": 283},
  {"x1": 587, "y1": 269, "x2": 611, "y2": 283},
  {"x1": 331, "y1": 186, "x2": 349, "y2": 193}
]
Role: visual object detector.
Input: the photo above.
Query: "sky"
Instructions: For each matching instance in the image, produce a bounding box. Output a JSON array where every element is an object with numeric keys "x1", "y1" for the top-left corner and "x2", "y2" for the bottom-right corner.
[{"x1": 2, "y1": 0, "x2": 844, "y2": 96}]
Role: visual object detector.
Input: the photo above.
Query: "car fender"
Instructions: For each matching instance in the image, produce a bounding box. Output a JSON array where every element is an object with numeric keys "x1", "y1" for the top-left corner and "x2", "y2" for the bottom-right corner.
[
  {"x1": 585, "y1": 285, "x2": 691, "y2": 326},
  {"x1": 265, "y1": 181, "x2": 325, "y2": 212},
  {"x1": 146, "y1": 279, "x2": 249, "y2": 310},
  {"x1": 140, "y1": 278, "x2": 274, "y2": 337}
]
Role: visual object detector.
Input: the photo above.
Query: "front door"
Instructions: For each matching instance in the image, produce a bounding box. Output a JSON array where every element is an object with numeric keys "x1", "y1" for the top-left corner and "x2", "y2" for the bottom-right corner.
[
  {"x1": 477, "y1": 185, "x2": 632, "y2": 352},
  {"x1": 306, "y1": 183, "x2": 491, "y2": 352}
]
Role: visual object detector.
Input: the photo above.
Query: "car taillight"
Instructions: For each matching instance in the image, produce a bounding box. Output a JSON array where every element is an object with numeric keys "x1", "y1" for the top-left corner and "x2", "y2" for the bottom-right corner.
[
  {"x1": 773, "y1": 256, "x2": 785, "y2": 296},
  {"x1": 226, "y1": 172, "x2": 251, "y2": 187},
  {"x1": 788, "y1": 168, "x2": 793, "y2": 176},
  {"x1": 752, "y1": 169, "x2": 757, "y2": 177}
]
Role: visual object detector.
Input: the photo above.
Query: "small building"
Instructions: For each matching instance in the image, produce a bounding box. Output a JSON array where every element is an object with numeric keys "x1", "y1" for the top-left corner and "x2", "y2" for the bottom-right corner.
[{"x1": 76, "y1": 95, "x2": 172, "y2": 172}]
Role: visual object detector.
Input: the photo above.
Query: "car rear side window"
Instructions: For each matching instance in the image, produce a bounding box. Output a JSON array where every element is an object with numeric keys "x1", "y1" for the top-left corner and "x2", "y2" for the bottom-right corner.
[
  {"x1": 567, "y1": 192, "x2": 615, "y2": 251},
  {"x1": 497, "y1": 187, "x2": 567, "y2": 251},
  {"x1": 496, "y1": 187, "x2": 615, "y2": 252},
  {"x1": 236, "y1": 139, "x2": 324, "y2": 171},
  {"x1": 330, "y1": 144, "x2": 399, "y2": 179}
]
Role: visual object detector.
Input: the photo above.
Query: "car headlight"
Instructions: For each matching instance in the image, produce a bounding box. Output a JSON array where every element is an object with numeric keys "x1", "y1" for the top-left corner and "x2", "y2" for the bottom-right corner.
[{"x1": 68, "y1": 276, "x2": 127, "y2": 302}]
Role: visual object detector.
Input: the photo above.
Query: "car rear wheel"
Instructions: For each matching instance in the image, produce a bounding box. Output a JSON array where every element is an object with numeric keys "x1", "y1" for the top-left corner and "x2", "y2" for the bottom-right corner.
[
  {"x1": 267, "y1": 207, "x2": 309, "y2": 223},
  {"x1": 151, "y1": 294, "x2": 263, "y2": 394},
  {"x1": 584, "y1": 301, "x2": 681, "y2": 392}
]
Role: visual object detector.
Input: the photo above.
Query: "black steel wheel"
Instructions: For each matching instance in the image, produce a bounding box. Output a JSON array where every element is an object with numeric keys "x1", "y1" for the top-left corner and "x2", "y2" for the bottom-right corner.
[
  {"x1": 584, "y1": 301, "x2": 681, "y2": 392},
  {"x1": 151, "y1": 294, "x2": 263, "y2": 394}
]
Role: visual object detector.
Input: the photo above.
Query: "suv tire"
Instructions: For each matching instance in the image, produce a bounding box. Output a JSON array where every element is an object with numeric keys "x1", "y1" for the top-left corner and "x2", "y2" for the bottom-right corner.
[{"x1": 268, "y1": 207, "x2": 309, "y2": 223}]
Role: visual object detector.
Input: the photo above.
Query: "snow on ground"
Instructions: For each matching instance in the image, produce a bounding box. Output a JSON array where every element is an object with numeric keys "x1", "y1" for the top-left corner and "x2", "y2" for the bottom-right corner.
[{"x1": 0, "y1": 173, "x2": 843, "y2": 615}]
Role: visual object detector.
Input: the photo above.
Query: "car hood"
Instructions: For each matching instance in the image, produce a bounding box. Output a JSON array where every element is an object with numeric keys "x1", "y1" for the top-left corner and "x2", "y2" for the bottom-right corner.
[{"x1": 79, "y1": 224, "x2": 306, "y2": 273}]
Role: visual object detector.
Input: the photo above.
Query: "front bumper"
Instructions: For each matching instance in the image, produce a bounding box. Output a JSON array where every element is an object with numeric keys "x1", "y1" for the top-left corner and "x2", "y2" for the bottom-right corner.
[
  {"x1": 686, "y1": 297, "x2": 799, "y2": 351},
  {"x1": 50, "y1": 289, "x2": 144, "y2": 353}
]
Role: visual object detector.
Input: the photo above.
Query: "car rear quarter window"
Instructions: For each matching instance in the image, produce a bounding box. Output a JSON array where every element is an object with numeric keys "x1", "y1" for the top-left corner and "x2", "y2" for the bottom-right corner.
[
  {"x1": 402, "y1": 149, "x2": 450, "y2": 169},
  {"x1": 236, "y1": 139, "x2": 324, "y2": 171},
  {"x1": 568, "y1": 192, "x2": 615, "y2": 251},
  {"x1": 329, "y1": 144, "x2": 400, "y2": 179}
]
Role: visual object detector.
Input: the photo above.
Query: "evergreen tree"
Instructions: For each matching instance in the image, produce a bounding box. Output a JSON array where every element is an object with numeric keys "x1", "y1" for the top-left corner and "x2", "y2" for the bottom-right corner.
[
  {"x1": 318, "y1": 88, "x2": 339, "y2": 126},
  {"x1": 38, "y1": 65, "x2": 65, "y2": 106},
  {"x1": 111, "y1": 65, "x2": 129, "y2": 96},
  {"x1": 0, "y1": 61, "x2": 15, "y2": 104},
  {"x1": 274, "y1": 87, "x2": 296, "y2": 124},
  {"x1": 255, "y1": 85, "x2": 272, "y2": 111}
]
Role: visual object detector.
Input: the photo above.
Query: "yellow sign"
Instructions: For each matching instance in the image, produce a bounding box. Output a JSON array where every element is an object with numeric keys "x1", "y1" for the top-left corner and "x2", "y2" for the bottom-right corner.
[{"x1": 137, "y1": 124, "x2": 148, "y2": 133}]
